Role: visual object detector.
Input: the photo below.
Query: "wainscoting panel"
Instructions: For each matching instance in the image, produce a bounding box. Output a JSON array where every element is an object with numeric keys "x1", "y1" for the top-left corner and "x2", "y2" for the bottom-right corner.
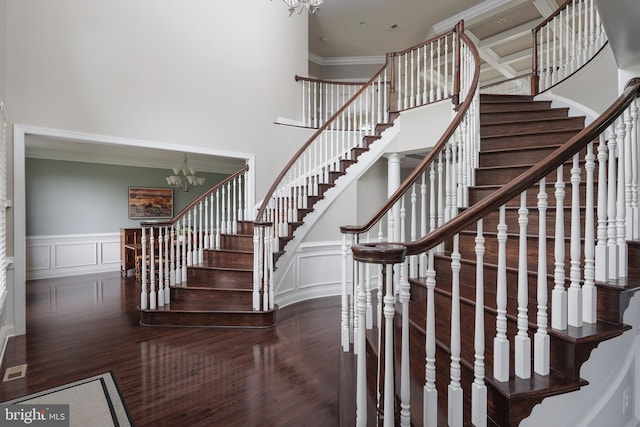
[
  {"x1": 26, "y1": 233, "x2": 120, "y2": 280},
  {"x1": 275, "y1": 241, "x2": 351, "y2": 308}
]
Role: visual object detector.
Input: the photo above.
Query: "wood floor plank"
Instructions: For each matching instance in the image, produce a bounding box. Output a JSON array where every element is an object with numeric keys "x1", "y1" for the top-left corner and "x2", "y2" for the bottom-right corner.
[{"x1": 0, "y1": 272, "x2": 344, "y2": 426}]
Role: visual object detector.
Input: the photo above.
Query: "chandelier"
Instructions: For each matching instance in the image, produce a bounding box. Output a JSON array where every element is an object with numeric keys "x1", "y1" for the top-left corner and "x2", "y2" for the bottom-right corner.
[
  {"x1": 280, "y1": 0, "x2": 323, "y2": 16},
  {"x1": 165, "y1": 153, "x2": 205, "y2": 192}
]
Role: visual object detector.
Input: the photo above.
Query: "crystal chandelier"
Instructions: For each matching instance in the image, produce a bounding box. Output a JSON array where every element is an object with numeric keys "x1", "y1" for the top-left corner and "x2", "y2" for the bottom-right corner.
[
  {"x1": 280, "y1": 0, "x2": 323, "y2": 16},
  {"x1": 165, "y1": 153, "x2": 205, "y2": 192}
]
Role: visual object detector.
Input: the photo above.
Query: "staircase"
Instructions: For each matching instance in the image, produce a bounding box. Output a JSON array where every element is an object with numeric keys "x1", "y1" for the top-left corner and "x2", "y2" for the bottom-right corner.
[
  {"x1": 399, "y1": 94, "x2": 638, "y2": 425},
  {"x1": 138, "y1": 114, "x2": 398, "y2": 328}
]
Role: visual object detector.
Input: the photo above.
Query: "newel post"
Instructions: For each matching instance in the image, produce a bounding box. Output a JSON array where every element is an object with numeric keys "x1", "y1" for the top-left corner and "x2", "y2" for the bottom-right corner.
[
  {"x1": 531, "y1": 27, "x2": 540, "y2": 96},
  {"x1": 452, "y1": 20, "x2": 464, "y2": 107}
]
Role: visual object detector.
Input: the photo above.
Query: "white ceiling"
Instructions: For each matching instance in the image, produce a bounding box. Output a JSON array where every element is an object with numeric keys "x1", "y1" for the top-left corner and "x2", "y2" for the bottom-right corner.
[{"x1": 309, "y1": 0, "x2": 562, "y2": 84}]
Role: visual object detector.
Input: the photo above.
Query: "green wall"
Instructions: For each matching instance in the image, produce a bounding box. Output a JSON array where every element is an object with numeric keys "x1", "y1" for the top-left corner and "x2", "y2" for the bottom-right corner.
[{"x1": 26, "y1": 158, "x2": 229, "y2": 235}]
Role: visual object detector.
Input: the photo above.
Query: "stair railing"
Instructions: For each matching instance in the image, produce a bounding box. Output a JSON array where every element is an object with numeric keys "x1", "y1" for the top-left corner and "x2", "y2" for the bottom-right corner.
[
  {"x1": 138, "y1": 165, "x2": 250, "y2": 310},
  {"x1": 295, "y1": 76, "x2": 366, "y2": 128},
  {"x1": 348, "y1": 78, "x2": 640, "y2": 426},
  {"x1": 339, "y1": 23, "x2": 480, "y2": 426},
  {"x1": 253, "y1": 21, "x2": 469, "y2": 312},
  {"x1": 532, "y1": 0, "x2": 607, "y2": 95}
]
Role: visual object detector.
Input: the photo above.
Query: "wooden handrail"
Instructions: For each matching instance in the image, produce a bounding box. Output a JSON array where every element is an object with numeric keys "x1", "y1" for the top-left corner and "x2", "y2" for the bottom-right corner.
[
  {"x1": 395, "y1": 77, "x2": 640, "y2": 257},
  {"x1": 532, "y1": 0, "x2": 573, "y2": 34},
  {"x1": 340, "y1": 27, "x2": 480, "y2": 236},
  {"x1": 294, "y1": 75, "x2": 369, "y2": 86},
  {"x1": 388, "y1": 27, "x2": 456, "y2": 58},
  {"x1": 254, "y1": 63, "x2": 390, "y2": 222},
  {"x1": 141, "y1": 164, "x2": 249, "y2": 228}
]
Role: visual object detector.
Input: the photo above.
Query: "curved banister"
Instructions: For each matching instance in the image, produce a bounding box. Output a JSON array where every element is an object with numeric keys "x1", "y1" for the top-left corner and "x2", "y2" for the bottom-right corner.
[
  {"x1": 532, "y1": 0, "x2": 573, "y2": 33},
  {"x1": 255, "y1": 64, "x2": 389, "y2": 222},
  {"x1": 141, "y1": 164, "x2": 249, "y2": 228},
  {"x1": 390, "y1": 77, "x2": 640, "y2": 256},
  {"x1": 341, "y1": 28, "x2": 480, "y2": 236},
  {"x1": 294, "y1": 75, "x2": 367, "y2": 86},
  {"x1": 389, "y1": 27, "x2": 456, "y2": 58}
]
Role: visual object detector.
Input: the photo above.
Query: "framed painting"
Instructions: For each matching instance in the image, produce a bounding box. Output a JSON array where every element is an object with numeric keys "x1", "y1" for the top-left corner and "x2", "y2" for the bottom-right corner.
[{"x1": 128, "y1": 187, "x2": 173, "y2": 219}]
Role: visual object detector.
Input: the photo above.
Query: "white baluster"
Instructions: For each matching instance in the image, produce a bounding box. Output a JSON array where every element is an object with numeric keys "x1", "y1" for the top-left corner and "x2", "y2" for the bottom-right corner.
[
  {"x1": 399, "y1": 258, "x2": 411, "y2": 427},
  {"x1": 595, "y1": 134, "x2": 609, "y2": 281},
  {"x1": 158, "y1": 227, "x2": 164, "y2": 307},
  {"x1": 356, "y1": 261, "x2": 367, "y2": 427},
  {"x1": 149, "y1": 230, "x2": 156, "y2": 310},
  {"x1": 341, "y1": 233, "x2": 351, "y2": 352},
  {"x1": 516, "y1": 192, "x2": 531, "y2": 378},
  {"x1": 616, "y1": 118, "x2": 627, "y2": 277},
  {"x1": 568, "y1": 153, "x2": 583, "y2": 327},
  {"x1": 624, "y1": 108, "x2": 634, "y2": 240},
  {"x1": 552, "y1": 165, "x2": 568, "y2": 330},
  {"x1": 584, "y1": 142, "x2": 597, "y2": 323},
  {"x1": 424, "y1": 249, "x2": 437, "y2": 427},
  {"x1": 140, "y1": 227, "x2": 148, "y2": 310},
  {"x1": 383, "y1": 264, "x2": 395, "y2": 427},
  {"x1": 535, "y1": 178, "x2": 550, "y2": 375},
  {"x1": 607, "y1": 125, "x2": 619, "y2": 279},
  {"x1": 253, "y1": 226, "x2": 261, "y2": 311},
  {"x1": 448, "y1": 234, "x2": 463, "y2": 426},
  {"x1": 164, "y1": 225, "x2": 170, "y2": 304},
  {"x1": 631, "y1": 100, "x2": 639, "y2": 239},
  {"x1": 472, "y1": 220, "x2": 487, "y2": 427},
  {"x1": 170, "y1": 225, "x2": 176, "y2": 287},
  {"x1": 494, "y1": 205, "x2": 509, "y2": 382}
]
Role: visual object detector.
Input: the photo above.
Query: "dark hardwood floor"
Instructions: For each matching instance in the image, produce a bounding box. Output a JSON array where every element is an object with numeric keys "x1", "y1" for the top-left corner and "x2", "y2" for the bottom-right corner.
[{"x1": 0, "y1": 272, "x2": 345, "y2": 426}]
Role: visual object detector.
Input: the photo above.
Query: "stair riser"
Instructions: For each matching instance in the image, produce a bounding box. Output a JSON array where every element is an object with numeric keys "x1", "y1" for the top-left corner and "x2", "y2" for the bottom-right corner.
[
  {"x1": 480, "y1": 100, "x2": 552, "y2": 114},
  {"x1": 469, "y1": 182, "x2": 594, "y2": 207},
  {"x1": 236, "y1": 221, "x2": 254, "y2": 235},
  {"x1": 140, "y1": 309, "x2": 276, "y2": 328},
  {"x1": 481, "y1": 117, "x2": 585, "y2": 138},
  {"x1": 479, "y1": 94, "x2": 534, "y2": 103},
  {"x1": 481, "y1": 130, "x2": 580, "y2": 151},
  {"x1": 171, "y1": 287, "x2": 252, "y2": 309},
  {"x1": 186, "y1": 268, "x2": 252, "y2": 289},
  {"x1": 480, "y1": 108, "x2": 569, "y2": 124},
  {"x1": 220, "y1": 234, "x2": 253, "y2": 251},
  {"x1": 203, "y1": 250, "x2": 253, "y2": 269},
  {"x1": 475, "y1": 160, "x2": 588, "y2": 186},
  {"x1": 479, "y1": 146, "x2": 559, "y2": 167}
]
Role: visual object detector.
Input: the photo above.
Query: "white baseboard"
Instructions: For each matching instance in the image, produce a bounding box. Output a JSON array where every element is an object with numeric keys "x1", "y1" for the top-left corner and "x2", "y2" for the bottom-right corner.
[{"x1": 26, "y1": 233, "x2": 121, "y2": 280}]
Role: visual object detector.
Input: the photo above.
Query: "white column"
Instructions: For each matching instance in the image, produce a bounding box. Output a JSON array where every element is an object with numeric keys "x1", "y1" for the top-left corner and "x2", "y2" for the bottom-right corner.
[{"x1": 386, "y1": 153, "x2": 403, "y2": 242}]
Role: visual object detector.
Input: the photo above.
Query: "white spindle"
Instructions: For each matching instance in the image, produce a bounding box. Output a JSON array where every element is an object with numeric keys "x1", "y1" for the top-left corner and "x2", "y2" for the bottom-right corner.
[
  {"x1": 158, "y1": 227, "x2": 164, "y2": 307},
  {"x1": 583, "y1": 142, "x2": 597, "y2": 323},
  {"x1": 424, "y1": 249, "x2": 437, "y2": 427},
  {"x1": 535, "y1": 178, "x2": 550, "y2": 375},
  {"x1": 616, "y1": 118, "x2": 628, "y2": 277},
  {"x1": 607, "y1": 125, "x2": 619, "y2": 279},
  {"x1": 341, "y1": 233, "x2": 350, "y2": 351},
  {"x1": 448, "y1": 234, "x2": 463, "y2": 427},
  {"x1": 552, "y1": 165, "x2": 568, "y2": 330},
  {"x1": 595, "y1": 134, "x2": 609, "y2": 281},
  {"x1": 494, "y1": 205, "x2": 509, "y2": 382},
  {"x1": 356, "y1": 261, "x2": 367, "y2": 427},
  {"x1": 568, "y1": 153, "x2": 583, "y2": 327},
  {"x1": 149, "y1": 230, "x2": 156, "y2": 310},
  {"x1": 141, "y1": 227, "x2": 148, "y2": 310},
  {"x1": 472, "y1": 220, "x2": 487, "y2": 427},
  {"x1": 400, "y1": 258, "x2": 411, "y2": 427},
  {"x1": 516, "y1": 192, "x2": 531, "y2": 379}
]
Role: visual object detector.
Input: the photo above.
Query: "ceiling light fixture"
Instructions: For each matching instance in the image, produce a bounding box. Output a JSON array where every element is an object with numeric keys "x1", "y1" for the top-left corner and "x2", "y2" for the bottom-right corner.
[
  {"x1": 278, "y1": 0, "x2": 323, "y2": 16},
  {"x1": 165, "y1": 153, "x2": 205, "y2": 192}
]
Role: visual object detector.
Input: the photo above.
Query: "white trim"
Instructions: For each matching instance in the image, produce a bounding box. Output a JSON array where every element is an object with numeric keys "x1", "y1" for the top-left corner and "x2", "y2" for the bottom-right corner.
[
  {"x1": 26, "y1": 233, "x2": 121, "y2": 280},
  {"x1": 13, "y1": 124, "x2": 256, "y2": 335}
]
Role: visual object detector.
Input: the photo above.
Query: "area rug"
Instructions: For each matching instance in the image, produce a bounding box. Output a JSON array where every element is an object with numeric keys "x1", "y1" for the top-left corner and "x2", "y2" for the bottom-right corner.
[{"x1": 2, "y1": 372, "x2": 133, "y2": 426}]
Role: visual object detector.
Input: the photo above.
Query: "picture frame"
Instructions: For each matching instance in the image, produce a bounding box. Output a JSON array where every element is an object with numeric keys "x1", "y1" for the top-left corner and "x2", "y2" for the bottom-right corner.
[{"x1": 128, "y1": 187, "x2": 173, "y2": 219}]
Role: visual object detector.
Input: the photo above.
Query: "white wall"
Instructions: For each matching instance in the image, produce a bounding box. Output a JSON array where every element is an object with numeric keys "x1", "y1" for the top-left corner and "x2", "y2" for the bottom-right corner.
[{"x1": 5, "y1": 0, "x2": 308, "y2": 198}]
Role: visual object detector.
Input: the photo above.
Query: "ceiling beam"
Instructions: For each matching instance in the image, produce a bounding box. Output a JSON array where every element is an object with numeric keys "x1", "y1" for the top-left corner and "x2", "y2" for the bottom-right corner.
[
  {"x1": 480, "y1": 18, "x2": 543, "y2": 49},
  {"x1": 467, "y1": 31, "x2": 518, "y2": 78}
]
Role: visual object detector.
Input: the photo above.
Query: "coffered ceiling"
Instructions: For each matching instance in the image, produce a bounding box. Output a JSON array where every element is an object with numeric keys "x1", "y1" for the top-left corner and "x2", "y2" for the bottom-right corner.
[{"x1": 309, "y1": 0, "x2": 562, "y2": 84}]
